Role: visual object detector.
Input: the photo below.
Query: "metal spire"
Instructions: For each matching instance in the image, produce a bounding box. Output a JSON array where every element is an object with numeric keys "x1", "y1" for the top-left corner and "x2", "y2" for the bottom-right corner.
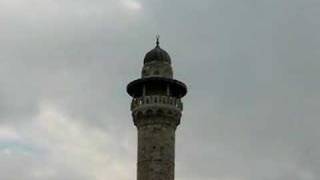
[{"x1": 156, "y1": 34, "x2": 160, "y2": 47}]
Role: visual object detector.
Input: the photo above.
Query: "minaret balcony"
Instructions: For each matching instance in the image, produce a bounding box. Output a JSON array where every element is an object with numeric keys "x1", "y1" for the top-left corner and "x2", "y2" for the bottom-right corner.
[{"x1": 131, "y1": 95, "x2": 183, "y2": 111}]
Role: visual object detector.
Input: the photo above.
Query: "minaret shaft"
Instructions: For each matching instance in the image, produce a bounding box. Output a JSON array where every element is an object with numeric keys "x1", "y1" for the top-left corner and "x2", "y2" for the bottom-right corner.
[{"x1": 137, "y1": 123, "x2": 175, "y2": 180}]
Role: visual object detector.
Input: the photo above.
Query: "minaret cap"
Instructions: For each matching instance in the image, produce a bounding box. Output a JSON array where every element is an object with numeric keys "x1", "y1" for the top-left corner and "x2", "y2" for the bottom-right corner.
[{"x1": 143, "y1": 35, "x2": 171, "y2": 64}]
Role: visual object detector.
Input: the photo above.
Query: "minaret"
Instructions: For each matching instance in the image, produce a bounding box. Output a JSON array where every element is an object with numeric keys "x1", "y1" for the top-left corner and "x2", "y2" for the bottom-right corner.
[{"x1": 127, "y1": 37, "x2": 187, "y2": 180}]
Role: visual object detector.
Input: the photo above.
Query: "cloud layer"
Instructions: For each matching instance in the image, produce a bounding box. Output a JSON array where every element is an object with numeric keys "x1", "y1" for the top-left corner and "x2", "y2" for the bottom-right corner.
[{"x1": 0, "y1": 0, "x2": 319, "y2": 180}]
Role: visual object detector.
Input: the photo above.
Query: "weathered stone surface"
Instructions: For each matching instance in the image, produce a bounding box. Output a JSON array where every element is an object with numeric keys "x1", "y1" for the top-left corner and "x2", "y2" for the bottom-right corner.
[{"x1": 137, "y1": 124, "x2": 175, "y2": 180}]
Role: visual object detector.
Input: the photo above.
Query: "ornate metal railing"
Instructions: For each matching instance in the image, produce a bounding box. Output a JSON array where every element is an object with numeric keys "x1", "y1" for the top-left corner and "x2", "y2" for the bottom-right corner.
[{"x1": 131, "y1": 95, "x2": 183, "y2": 111}]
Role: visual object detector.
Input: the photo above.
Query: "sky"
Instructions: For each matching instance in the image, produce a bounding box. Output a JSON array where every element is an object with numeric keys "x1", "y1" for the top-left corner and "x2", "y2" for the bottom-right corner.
[{"x1": 0, "y1": 0, "x2": 319, "y2": 180}]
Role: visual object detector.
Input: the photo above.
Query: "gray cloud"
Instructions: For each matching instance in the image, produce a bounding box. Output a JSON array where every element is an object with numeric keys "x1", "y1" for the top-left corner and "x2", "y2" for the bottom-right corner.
[{"x1": 0, "y1": 0, "x2": 319, "y2": 180}]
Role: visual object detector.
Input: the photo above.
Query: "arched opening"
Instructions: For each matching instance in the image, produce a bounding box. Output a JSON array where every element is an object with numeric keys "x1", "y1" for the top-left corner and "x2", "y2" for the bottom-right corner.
[
  {"x1": 157, "y1": 109, "x2": 164, "y2": 116},
  {"x1": 137, "y1": 111, "x2": 143, "y2": 118},
  {"x1": 146, "y1": 109, "x2": 153, "y2": 116}
]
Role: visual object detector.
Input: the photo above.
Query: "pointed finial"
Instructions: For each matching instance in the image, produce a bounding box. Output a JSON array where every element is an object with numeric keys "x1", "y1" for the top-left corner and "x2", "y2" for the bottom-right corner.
[{"x1": 156, "y1": 34, "x2": 160, "y2": 47}]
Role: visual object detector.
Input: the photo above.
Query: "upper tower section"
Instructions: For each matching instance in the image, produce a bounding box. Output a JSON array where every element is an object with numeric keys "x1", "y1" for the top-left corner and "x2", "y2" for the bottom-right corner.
[
  {"x1": 127, "y1": 37, "x2": 187, "y2": 100},
  {"x1": 127, "y1": 37, "x2": 187, "y2": 127},
  {"x1": 141, "y1": 36, "x2": 173, "y2": 78}
]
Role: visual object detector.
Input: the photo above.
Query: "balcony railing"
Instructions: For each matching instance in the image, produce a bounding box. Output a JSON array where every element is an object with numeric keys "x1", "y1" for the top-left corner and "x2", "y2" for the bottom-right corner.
[{"x1": 131, "y1": 95, "x2": 183, "y2": 111}]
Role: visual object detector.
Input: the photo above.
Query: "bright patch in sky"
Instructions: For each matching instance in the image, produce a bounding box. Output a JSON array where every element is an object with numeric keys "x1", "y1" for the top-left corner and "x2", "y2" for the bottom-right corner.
[
  {"x1": 122, "y1": 0, "x2": 142, "y2": 11},
  {"x1": 22, "y1": 103, "x2": 133, "y2": 179},
  {"x1": 0, "y1": 126, "x2": 20, "y2": 141}
]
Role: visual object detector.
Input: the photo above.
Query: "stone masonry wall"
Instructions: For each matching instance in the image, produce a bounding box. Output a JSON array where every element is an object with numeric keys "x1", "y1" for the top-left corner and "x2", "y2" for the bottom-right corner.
[{"x1": 137, "y1": 118, "x2": 175, "y2": 180}]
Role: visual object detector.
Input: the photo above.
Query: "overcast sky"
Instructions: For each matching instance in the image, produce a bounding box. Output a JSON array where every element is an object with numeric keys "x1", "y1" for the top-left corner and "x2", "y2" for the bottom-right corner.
[{"x1": 0, "y1": 0, "x2": 319, "y2": 180}]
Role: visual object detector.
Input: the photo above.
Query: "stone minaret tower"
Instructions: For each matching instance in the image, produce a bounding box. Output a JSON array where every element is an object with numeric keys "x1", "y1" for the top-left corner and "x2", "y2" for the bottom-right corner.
[{"x1": 127, "y1": 37, "x2": 187, "y2": 180}]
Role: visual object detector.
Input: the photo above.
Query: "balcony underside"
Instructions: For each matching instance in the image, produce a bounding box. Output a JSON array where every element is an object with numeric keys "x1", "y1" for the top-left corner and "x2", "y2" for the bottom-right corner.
[{"x1": 127, "y1": 77, "x2": 187, "y2": 98}]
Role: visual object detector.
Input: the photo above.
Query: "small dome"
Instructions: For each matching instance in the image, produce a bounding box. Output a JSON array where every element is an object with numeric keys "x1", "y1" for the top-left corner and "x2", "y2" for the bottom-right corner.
[{"x1": 144, "y1": 46, "x2": 171, "y2": 64}]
